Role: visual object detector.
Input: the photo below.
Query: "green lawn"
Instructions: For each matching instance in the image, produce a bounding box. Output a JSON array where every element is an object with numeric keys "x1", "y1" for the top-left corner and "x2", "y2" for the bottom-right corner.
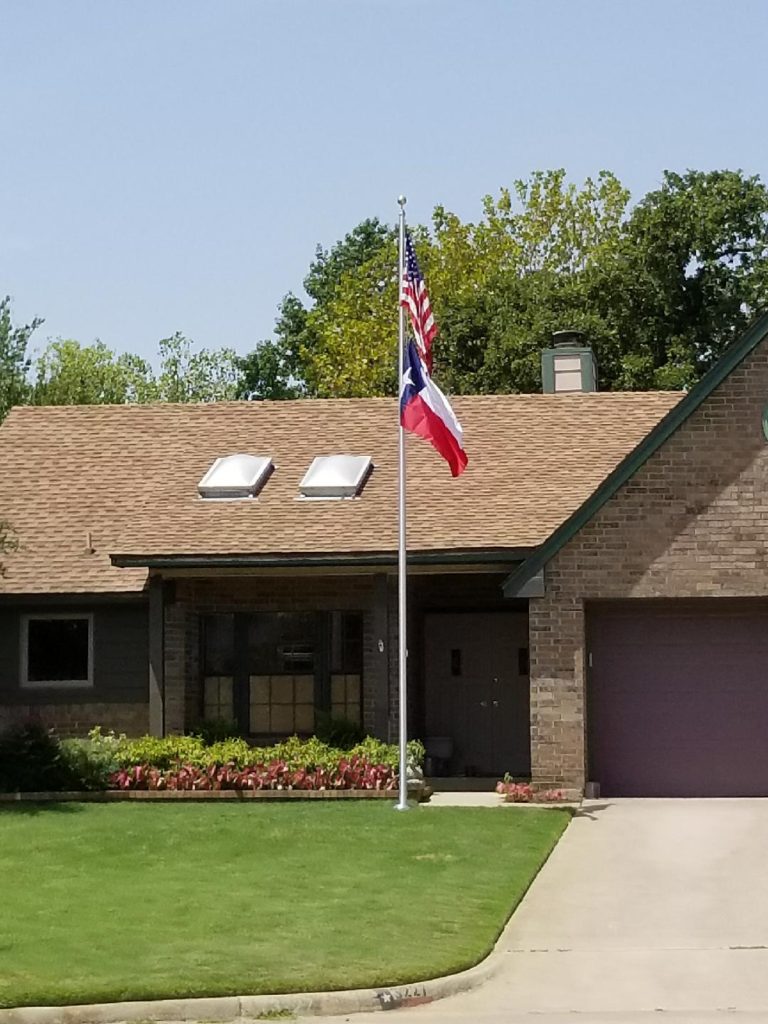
[{"x1": 0, "y1": 802, "x2": 569, "y2": 1008}]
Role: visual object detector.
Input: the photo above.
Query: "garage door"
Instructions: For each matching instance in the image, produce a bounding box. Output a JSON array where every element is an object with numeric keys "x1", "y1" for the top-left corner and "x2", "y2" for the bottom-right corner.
[{"x1": 587, "y1": 600, "x2": 768, "y2": 797}]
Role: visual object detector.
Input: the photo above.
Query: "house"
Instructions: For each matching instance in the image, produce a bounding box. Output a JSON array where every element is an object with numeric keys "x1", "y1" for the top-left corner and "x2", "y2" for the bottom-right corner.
[{"x1": 3, "y1": 313, "x2": 768, "y2": 797}]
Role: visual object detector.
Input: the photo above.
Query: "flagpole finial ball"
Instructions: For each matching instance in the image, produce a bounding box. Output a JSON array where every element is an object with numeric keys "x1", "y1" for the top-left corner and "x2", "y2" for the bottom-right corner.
[{"x1": 397, "y1": 195, "x2": 407, "y2": 207}]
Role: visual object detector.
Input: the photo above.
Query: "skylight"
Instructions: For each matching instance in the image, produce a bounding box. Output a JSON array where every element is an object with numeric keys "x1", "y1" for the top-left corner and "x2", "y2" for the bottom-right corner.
[
  {"x1": 299, "y1": 455, "x2": 372, "y2": 499},
  {"x1": 198, "y1": 454, "x2": 273, "y2": 499}
]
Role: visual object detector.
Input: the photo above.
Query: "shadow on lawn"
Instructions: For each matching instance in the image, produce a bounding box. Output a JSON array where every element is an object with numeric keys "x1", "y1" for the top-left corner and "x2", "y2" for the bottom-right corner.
[{"x1": 0, "y1": 800, "x2": 86, "y2": 816}]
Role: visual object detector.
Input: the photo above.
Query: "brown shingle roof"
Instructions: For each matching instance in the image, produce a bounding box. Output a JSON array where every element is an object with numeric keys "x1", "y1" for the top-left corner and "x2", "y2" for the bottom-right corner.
[{"x1": 0, "y1": 393, "x2": 681, "y2": 594}]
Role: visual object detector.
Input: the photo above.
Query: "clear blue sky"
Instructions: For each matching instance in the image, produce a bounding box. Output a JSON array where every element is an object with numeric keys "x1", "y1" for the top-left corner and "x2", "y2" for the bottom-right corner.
[{"x1": 1, "y1": 0, "x2": 766, "y2": 362}]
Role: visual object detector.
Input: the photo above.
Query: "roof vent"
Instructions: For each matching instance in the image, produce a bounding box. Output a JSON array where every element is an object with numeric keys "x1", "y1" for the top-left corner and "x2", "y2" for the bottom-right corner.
[
  {"x1": 541, "y1": 330, "x2": 597, "y2": 394},
  {"x1": 299, "y1": 455, "x2": 372, "y2": 499},
  {"x1": 198, "y1": 454, "x2": 273, "y2": 499}
]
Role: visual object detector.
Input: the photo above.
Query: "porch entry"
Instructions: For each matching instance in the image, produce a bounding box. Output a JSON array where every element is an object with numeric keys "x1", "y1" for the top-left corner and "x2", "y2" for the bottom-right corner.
[
  {"x1": 202, "y1": 611, "x2": 363, "y2": 738},
  {"x1": 423, "y1": 612, "x2": 530, "y2": 777}
]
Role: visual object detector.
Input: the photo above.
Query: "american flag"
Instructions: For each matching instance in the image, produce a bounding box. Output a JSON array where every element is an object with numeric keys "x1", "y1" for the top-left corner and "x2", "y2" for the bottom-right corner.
[{"x1": 400, "y1": 232, "x2": 437, "y2": 373}]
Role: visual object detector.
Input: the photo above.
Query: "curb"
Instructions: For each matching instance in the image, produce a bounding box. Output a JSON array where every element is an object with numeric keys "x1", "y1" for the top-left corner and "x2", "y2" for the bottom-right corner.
[{"x1": 0, "y1": 943, "x2": 502, "y2": 1024}]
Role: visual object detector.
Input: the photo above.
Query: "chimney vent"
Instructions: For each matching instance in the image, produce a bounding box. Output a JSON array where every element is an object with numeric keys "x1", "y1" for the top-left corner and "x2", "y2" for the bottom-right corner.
[
  {"x1": 542, "y1": 330, "x2": 597, "y2": 394},
  {"x1": 552, "y1": 329, "x2": 585, "y2": 349}
]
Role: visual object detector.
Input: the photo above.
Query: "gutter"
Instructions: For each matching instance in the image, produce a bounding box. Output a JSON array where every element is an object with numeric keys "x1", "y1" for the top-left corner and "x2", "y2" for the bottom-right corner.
[{"x1": 110, "y1": 547, "x2": 534, "y2": 571}]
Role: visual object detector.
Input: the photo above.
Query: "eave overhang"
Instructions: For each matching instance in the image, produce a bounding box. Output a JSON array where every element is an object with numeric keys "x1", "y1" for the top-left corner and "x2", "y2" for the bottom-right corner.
[{"x1": 111, "y1": 546, "x2": 534, "y2": 571}]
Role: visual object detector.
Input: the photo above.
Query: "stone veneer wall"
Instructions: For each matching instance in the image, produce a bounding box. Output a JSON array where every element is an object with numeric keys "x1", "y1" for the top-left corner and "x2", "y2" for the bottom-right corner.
[
  {"x1": 0, "y1": 702, "x2": 149, "y2": 738},
  {"x1": 529, "y1": 340, "x2": 768, "y2": 790}
]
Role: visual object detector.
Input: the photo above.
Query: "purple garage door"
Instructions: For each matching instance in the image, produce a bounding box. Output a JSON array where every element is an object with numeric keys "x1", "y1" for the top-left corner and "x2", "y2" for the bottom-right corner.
[{"x1": 587, "y1": 600, "x2": 768, "y2": 797}]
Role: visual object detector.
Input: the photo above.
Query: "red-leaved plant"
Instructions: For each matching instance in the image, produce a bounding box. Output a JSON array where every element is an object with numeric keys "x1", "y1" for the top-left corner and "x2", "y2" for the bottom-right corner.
[
  {"x1": 495, "y1": 777, "x2": 565, "y2": 803},
  {"x1": 110, "y1": 756, "x2": 397, "y2": 792}
]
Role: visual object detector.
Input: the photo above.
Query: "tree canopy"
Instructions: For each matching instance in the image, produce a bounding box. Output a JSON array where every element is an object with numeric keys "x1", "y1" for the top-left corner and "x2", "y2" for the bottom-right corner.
[
  {"x1": 0, "y1": 296, "x2": 41, "y2": 420},
  {"x1": 238, "y1": 169, "x2": 768, "y2": 398},
  {"x1": 3, "y1": 168, "x2": 768, "y2": 419}
]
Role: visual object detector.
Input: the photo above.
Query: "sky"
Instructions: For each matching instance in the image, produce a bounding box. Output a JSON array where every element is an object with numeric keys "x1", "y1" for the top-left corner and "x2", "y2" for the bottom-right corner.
[{"x1": 1, "y1": 0, "x2": 767, "y2": 363}]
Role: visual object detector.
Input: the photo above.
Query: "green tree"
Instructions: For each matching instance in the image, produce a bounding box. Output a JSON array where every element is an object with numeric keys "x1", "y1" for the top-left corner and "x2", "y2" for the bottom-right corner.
[
  {"x1": 276, "y1": 168, "x2": 768, "y2": 397},
  {"x1": 301, "y1": 170, "x2": 630, "y2": 396},
  {"x1": 0, "y1": 296, "x2": 42, "y2": 421},
  {"x1": 237, "y1": 218, "x2": 395, "y2": 399},
  {"x1": 615, "y1": 169, "x2": 768, "y2": 389},
  {"x1": 31, "y1": 339, "x2": 154, "y2": 405},
  {"x1": 236, "y1": 340, "x2": 300, "y2": 400},
  {"x1": 154, "y1": 332, "x2": 240, "y2": 402}
]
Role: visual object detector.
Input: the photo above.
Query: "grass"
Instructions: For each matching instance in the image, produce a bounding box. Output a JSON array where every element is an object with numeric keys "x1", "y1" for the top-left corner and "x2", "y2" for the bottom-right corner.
[{"x1": 0, "y1": 802, "x2": 569, "y2": 1008}]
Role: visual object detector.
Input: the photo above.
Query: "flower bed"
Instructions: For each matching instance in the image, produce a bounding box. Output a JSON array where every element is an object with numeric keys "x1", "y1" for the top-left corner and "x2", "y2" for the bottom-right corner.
[
  {"x1": 111, "y1": 756, "x2": 396, "y2": 792},
  {"x1": 495, "y1": 777, "x2": 565, "y2": 803},
  {"x1": 0, "y1": 723, "x2": 423, "y2": 794}
]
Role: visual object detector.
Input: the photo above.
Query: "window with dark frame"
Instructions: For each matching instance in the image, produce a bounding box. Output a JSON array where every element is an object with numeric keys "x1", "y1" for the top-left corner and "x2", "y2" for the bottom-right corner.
[
  {"x1": 23, "y1": 616, "x2": 92, "y2": 686},
  {"x1": 201, "y1": 610, "x2": 365, "y2": 736}
]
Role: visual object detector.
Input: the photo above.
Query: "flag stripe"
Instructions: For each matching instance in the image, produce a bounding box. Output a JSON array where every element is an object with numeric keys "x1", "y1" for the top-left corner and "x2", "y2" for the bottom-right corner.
[
  {"x1": 417, "y1": 370, "x2": 464, "y2": 447},
  {"x1": 400, "y1": 233, "x2": 437, "y2": 372},
  {"x1": 401, "y1": 394, "x2": 468, "y2": 478},
  {"x1": 400, "y1": 340, "x2": 468, "y2": 477}
]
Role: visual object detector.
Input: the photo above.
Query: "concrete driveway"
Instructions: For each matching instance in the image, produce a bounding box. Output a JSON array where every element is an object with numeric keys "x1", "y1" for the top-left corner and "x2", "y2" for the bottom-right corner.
[{"x1": 309, "y1": 799, "x2": 768, "y2": 1023}]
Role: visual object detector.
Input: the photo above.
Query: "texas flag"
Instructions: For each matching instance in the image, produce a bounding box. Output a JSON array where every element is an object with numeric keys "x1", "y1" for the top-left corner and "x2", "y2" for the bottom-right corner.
[{"x1": 400, "y1": 340, "x2": 468, "y2": 477}]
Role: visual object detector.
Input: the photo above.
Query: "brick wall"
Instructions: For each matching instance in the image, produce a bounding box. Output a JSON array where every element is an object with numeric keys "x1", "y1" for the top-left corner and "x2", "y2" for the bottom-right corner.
[
  {"x1": 529, "y1": 341, "x2": 768, "y2": 789},
  {"x1": 0, "y1": 702, "x2": 148, "y2": 738}
]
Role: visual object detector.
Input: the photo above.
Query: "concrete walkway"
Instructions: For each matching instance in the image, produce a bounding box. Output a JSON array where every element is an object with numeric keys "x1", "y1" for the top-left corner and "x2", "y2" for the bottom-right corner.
[{"x1": 308, "y1": 799, "x2": 768, "y2": 1022}]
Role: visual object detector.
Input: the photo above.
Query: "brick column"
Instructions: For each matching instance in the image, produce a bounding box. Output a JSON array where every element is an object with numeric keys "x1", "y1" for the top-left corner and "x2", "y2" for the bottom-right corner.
[
  {"x1": 528, "y1": 593, "x2": 586, "y2": 792},
  {"x1": 163, "y1": 600, "x2": 199, "y2": 735}
]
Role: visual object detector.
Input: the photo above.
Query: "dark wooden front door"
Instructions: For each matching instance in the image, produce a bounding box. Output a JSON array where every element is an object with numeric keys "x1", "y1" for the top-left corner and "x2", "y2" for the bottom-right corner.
[{"x1": 424, "y1": 613, "x2": 530, "y2": 776}]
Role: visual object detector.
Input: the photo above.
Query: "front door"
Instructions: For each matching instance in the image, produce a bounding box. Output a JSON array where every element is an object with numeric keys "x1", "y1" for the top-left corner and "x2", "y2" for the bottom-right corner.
[{"x1": 423, "y1": 612, "x2": 530, "y2": 776}]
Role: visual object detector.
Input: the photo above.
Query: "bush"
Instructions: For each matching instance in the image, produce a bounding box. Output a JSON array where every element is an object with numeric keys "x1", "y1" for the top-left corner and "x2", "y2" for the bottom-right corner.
[
  {"x1": 190, "y1": 718, "x2": 240, "y2": 744},
  {"x1": 110, "y1": 757, "x2": 397, "y2": 792},
  {"x1": 60, "y1": 728, "x2": 123, "y2": 790},
  {"x1": 314, "y1": 712, "x2": 365, "y2": 748},
  {"x1": 114, "y1": 734, "x2": 207, "y2": 770},
  {"x1": 0, "y1": 722, "x2": 78, "y2": 792},
  {"x1": 0, "y1": 725, "x2": 426, "y2": 793}
]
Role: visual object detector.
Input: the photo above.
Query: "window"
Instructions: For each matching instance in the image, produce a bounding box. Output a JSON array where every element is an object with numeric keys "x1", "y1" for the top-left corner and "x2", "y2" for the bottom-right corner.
[
  {"x1": 250, "y1": 674, "x2": 315, "y2": 734},
  {"x1": 199, "y1": 610, "x2": 365, "y2": 737},
  {"x1": 330, "y1": 612, "x2": 363, "y2": 725},
  {"x1": 21, "y1": 614, "x2": 93, "y2": 688},
  {"x1": 198, "y1": 454, "x2": 273, "y2": 499},
  {"x1": 248, "y1": 613, "x2": 317, "y2": 735},
  {"x1": 202, "y1": 614, "x2": 234, "y2": 723},
  {"x1": 299, "y1": 455, "x2": 372, "y2": 498}
]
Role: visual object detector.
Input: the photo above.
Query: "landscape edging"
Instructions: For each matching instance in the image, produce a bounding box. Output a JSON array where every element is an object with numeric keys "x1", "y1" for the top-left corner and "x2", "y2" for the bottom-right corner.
[
  {"x1": 0, "y1": 948, "x2": 501, "y2": 1023},
  {"x1": 0, "y1": 788, "x2": 406, "y2": 802}
]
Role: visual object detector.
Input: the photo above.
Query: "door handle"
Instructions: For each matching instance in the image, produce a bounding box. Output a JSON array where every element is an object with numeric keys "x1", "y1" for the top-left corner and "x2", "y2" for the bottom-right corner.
[
  {"x1": 492, "y1": 700, "x2": 499, "y2": 708},
  {"x1": 480, "y1": 700, "x2": 488, "y2": 708}
]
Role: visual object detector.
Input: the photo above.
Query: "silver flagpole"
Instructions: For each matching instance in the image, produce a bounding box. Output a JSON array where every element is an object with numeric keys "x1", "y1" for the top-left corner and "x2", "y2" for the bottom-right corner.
[{"x1": 395, "y1": 194, "x2": 409, "y2": 811}]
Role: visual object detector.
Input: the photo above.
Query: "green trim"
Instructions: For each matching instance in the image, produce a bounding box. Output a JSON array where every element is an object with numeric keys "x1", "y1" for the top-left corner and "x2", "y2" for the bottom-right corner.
[
  {"x1": 541, "y1": 345, "x2": 597, "y2": 394},
  {"x1": 504, "y1": 310, "x2": 768, "y2": 598},
  {"x1": 111, "y1": 547, "x2": 532, "y2": 571},
  {"x1": 762, "y1": 403, "x2": 768, "y2": 442}
]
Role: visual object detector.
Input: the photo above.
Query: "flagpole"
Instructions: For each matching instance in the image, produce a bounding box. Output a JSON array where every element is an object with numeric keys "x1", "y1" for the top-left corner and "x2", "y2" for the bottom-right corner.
[{"x1": 396, "y1": 194, "x2": 409, "y2": 811}]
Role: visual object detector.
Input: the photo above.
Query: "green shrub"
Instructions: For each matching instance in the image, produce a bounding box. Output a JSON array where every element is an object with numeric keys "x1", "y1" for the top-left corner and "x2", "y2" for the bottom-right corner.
[
  {"x1": 204, "y1": 737, "x2": 257, "y2": 767},
  {"x1": 0, "y1": 722, "x2": 78, "y2": 792},
  {"x1": 110, "y1": 733, "x2": 424, "y2": 773},
  {"x1": 114, "y1": 734, "x2": 207, "y2": 770},
  {"x1": 314, "y1": 712, "x2": 365, "y2": 749},
  {"x1": 60, "y1": 728, "x2": 123, "y2": 790},
  {"x1": 190, "y1": 718, "x2": 240, "y2": 744}
]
